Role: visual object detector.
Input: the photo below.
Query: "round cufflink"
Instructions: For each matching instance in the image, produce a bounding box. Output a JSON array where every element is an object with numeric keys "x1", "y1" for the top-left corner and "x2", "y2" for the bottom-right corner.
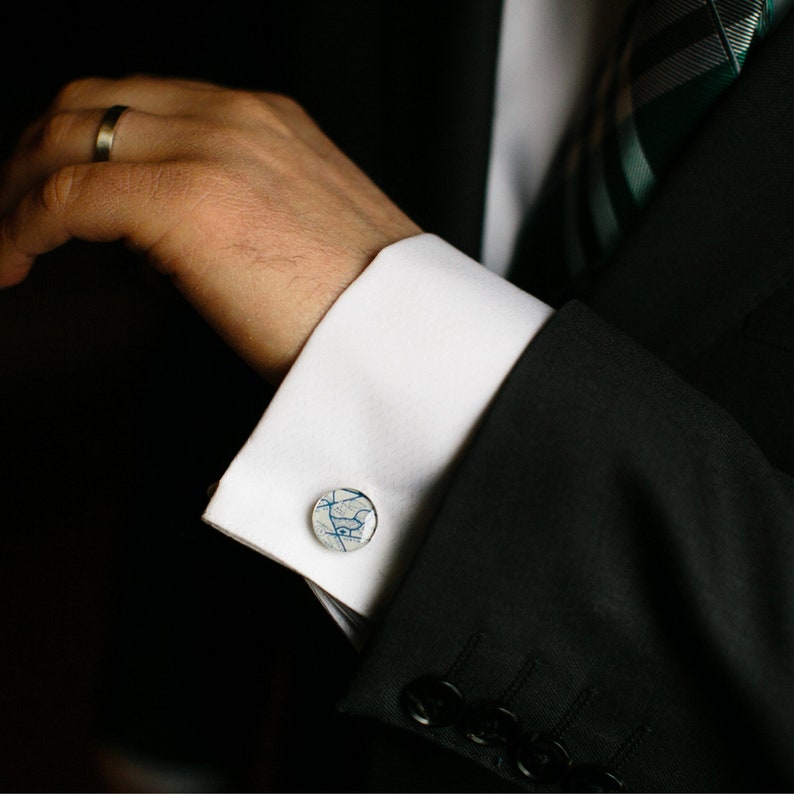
[{"x1": 311, "y1": 488, "x2": 377, "y2": 552}]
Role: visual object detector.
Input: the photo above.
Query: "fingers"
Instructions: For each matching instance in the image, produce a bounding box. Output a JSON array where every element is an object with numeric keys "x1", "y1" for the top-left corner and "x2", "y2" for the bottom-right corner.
[
  {"x1": 0, "y1": 108, "x2": 202, "y2": 215},
  {"x1": 1, "y1": 76, "x2": 307, "y2": 205},
  {"x1": 0, "y1": 162, "x2": 181, "y2": 286},
  {"x1": 0, "y1": 74, "x2": 283, "y2": 281},
  {"x1": 46, "y1": 74, "x2": 224, "y2": 116},
  {"x1": 1, "y1": 74, "x2": 229, "y2": 200},
  {"x1": 1, "y1": 109, "x2": 130, "y2": 216}
]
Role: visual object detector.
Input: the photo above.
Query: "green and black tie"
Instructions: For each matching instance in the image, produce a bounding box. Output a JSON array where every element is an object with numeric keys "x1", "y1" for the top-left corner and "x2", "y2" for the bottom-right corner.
[{"x1": 509, "y1": 0, "x2": 781, "y2": 305}]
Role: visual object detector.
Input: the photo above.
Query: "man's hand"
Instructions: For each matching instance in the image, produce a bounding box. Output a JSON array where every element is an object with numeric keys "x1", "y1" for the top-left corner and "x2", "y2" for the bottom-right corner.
[{"x1": 0, "y1": 76, "x2": 422, "y2": 382}]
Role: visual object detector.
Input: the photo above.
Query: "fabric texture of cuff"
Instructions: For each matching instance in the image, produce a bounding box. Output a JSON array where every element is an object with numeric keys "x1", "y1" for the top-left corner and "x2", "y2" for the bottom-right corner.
[{"x1": 202, "y1": 233, "x2": 553, "y2": 626}]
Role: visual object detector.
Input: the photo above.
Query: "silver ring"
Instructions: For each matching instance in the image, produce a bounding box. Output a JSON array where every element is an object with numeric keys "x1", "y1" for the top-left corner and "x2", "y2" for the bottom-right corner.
[{"x1": 94, "y1": 105, "x2": 130, "y2": 162}]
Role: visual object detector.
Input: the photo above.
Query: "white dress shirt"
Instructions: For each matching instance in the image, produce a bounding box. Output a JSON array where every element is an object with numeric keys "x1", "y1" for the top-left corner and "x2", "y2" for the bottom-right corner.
[{"x1": 203, "y1": 0, "x2": 630, "y2": 645}]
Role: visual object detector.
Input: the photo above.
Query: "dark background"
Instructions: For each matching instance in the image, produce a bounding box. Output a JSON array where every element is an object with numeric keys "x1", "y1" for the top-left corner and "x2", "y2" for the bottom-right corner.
[
  {"x1": 0, "y1": 3, "x2": 370, "y2": 790},
  {"x1": 0, "y1": 1, "x2": 502, "y2": 789}
]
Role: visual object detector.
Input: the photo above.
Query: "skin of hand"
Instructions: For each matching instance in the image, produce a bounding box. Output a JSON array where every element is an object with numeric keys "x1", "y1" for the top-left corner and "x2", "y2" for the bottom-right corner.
[{"x1": 0, "y1": 75, "x2": 422, "y2": 383}]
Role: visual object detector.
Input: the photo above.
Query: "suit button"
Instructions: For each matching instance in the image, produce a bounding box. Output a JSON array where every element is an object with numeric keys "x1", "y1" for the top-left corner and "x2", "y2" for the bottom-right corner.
[
  {"x1": 401, "y1": 676, "x2": 464, "y2": 727},
  {"x1": 563, "y1": 764, "x2": 625, "y2": 792},
  {"x1": 515, "y1": 732, "x2": 571, "y2": 783},
  {"x1": 460, "y1": 703, "x2": 519, "y2": 746}
]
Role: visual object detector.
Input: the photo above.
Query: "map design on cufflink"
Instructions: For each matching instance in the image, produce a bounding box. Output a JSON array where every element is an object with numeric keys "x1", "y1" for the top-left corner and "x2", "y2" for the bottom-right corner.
[{"x1": 312, "y1": 488, "x2": 377, "y2": 552}]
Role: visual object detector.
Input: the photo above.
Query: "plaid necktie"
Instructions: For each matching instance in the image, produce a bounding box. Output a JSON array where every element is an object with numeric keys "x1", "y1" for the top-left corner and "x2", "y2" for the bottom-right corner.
[{"x1": 508, "y1": 0, "x2": 778, "y2": 305}]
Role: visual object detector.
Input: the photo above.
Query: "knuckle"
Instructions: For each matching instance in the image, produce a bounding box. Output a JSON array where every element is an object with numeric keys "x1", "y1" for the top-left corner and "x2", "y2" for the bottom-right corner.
[
  {"x1": 266, "y1": 92, "x2": 304, "y2": 115},
  {"x1": 225, "y1": 89, "x2": 302, "y2": 127},
  {"x1": 263, "y1": 93, "x2": 309, "y2": 130},
  {"x1": 52, "y1": 77, "x2": 106, "y2": 109},
  {"x1": 117, "y1": 72, "x2": 163, "y2": 93},
  {"x1": 119, "y1": 71, "x2": 154, "y2": 83},
  {"x1": 40, "y1": 166, "x2": 80, "y2": 213},
  {"x1": 222, "y1": 88, "x2": 268, "y2": 119}
]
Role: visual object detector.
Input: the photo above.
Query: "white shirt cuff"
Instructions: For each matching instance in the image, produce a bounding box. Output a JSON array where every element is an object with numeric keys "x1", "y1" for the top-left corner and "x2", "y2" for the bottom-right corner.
[{"x1": 202, "y1": 233, "x2": 553, "y2": 630}]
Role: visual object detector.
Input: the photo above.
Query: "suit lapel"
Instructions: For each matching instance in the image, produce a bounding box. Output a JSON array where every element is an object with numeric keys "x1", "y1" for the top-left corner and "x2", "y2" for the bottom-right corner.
[{"x1": 578, "y1": 9, "x2": 794, "y2": 371}]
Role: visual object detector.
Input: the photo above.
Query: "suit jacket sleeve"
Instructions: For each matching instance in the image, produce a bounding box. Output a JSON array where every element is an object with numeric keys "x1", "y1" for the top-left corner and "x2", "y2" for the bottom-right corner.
[{"x1": 338, "y1": 298, "x2": 794, "y2": 793}]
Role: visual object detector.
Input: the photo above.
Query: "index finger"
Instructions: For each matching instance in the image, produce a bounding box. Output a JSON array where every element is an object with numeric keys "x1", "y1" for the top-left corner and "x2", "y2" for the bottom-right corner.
[
  {"x1": 0, "y1": 161, "x2": 182, "y2": 287},
  {"x1": 48, "y1": 75, "x2": 227, "y2": 116}
]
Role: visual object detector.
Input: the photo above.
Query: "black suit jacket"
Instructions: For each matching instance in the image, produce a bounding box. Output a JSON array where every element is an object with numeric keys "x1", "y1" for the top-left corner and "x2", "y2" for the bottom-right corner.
[{"x1": 321, "y1": 4, "x2": 794, "y2": 792}]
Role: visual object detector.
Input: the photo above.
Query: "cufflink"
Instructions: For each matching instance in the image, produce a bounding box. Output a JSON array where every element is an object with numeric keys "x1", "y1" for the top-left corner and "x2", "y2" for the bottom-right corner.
[{"x1": 311, "y1": 488, "x2": 377, "y2": 551}]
